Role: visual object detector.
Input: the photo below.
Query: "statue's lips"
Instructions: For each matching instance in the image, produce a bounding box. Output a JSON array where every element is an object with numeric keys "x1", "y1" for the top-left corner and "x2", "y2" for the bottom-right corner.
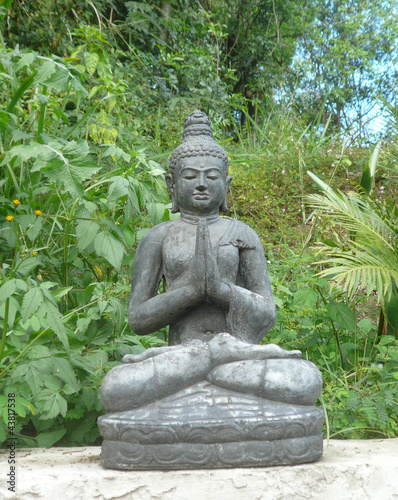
[{"x1": 193, "y1": 193, "x2": 209, "y2": 200}]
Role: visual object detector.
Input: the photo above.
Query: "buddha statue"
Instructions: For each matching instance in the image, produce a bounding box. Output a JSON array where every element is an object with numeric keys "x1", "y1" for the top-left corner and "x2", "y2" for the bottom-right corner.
[{"x1": 98, "y1": 110, "x2": 324, "y2": 470}]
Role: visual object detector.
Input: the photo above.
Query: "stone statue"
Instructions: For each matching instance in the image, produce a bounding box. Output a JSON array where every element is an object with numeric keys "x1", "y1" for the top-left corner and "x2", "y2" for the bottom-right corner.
[{"x1": 98, "y1": 110, "x2": 324, "y2": 470}]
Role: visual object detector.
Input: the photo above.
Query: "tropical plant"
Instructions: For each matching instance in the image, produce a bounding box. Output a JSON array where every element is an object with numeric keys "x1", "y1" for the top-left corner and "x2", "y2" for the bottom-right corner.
[
  {"x1": 0, "y1": 31, "x2": 172, "y2": 447},
  {"x1": 1, "y1": 0, "x2": 397, "y2": 447},
  {"x1": 307, "y1": 149, "x2": 398, "y2": 336},
  {"x1": 266, "y1": 247, "x2": 398, "y2": 439}
]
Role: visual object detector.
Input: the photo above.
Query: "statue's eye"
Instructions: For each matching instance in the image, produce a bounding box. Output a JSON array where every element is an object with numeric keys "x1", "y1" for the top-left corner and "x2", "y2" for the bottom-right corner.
[
  {"x1": 183, "y1": 175, "x2": 196, "y2": 180},
  {"x1": 207, "y1": 175, "x2": 218, "y2": 180}
]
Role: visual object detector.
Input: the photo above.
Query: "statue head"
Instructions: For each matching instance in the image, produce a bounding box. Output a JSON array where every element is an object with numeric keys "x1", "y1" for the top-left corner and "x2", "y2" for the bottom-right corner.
[{"x1": 167, "y1": 110, "x2": 231, "y2": 214}]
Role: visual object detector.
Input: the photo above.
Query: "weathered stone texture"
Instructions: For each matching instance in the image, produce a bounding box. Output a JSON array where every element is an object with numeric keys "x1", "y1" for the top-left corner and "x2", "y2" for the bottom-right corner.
[{"x1": 1, "y1": 440, "x2": 397, "y2": 499}]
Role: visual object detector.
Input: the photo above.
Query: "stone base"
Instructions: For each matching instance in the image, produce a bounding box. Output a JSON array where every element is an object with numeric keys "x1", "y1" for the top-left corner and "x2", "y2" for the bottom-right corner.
[
  {"x1": 101, "y1": 435, "x2": 323, "y2": 470},
  {"x1": 98, "y1": 381, "x2": 324, "y2": 470}
]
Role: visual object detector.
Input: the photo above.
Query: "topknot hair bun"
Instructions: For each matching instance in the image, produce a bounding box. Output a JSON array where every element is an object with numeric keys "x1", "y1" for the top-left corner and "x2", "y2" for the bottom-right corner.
[{"x1": 182, "y1": 110, "x2": 214, "y2": 140}]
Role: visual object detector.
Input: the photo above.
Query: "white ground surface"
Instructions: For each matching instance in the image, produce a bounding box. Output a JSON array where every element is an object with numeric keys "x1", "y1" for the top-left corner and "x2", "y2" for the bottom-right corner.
[{"x1": 1, "y1": 439, "x2": 398, "y2": 500}]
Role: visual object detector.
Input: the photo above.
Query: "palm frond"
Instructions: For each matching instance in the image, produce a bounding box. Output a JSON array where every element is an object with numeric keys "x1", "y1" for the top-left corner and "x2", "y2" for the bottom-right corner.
[
  {"x1": 307, "y1": 190, "x2": 398, "y2": 252},
  {"x1": 307, "y1": 179, "x2": 398, "y2": 305},
  {"x1": 315, "y1": 239, "x2": 398, "y2": 304}
]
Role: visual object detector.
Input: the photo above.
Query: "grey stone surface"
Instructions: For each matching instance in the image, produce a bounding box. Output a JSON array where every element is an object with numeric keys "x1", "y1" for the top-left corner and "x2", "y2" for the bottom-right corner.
[
  {"x1": 1, "y1": 440, "x2": 398, "y2": 499},
  {"x1": 99, "y1": 381, "x2": 324, "y2": 469},
  {"x1": 99, "y1": 110, "x2": 323, "y2": 469}
]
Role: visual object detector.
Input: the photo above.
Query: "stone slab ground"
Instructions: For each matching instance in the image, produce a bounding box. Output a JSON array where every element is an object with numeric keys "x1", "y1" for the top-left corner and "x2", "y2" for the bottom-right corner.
[{"x1": 1, "y1": 439, "x2": 398, "y2": 500}]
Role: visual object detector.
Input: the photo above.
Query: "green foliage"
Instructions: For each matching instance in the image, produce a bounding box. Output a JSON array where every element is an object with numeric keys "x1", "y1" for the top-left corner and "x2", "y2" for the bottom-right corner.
[
  {"x1": 226, "y1": 100, "x2": 358, "y2": 244},
  {"x1": 267, "y1": 249, "x2": 398, "y2": 438},
  {"x1": 292, "y1": 0, "x2": 398, "y2": 137},
  {"x1": 0, "y1": 32, "x2": 171, "y2": 447},
  {"x1": 321, "y1": 334, "x2": 398, "y2": 439},
  {"x1": 2, "y1": 0, "x2": 116, "y2": 55},
  {"x1": 1, "y1": 1, "x2": 397, "y2": 448},
  {"x1": 208, "y1": 0, "x2": 305, "y2": 99},
  {"x1": 307, "y1": 167, "x2": 398, "y2": 330}
]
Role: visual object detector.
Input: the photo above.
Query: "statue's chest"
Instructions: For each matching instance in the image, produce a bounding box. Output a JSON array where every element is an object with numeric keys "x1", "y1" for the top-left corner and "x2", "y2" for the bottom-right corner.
[{"x1": 162, "y1": 224, "x2": 240, "y2": 285}]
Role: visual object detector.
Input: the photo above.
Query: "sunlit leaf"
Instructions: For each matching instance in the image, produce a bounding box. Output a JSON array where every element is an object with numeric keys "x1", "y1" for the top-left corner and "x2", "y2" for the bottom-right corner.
[
  {"x1": 94, "y1": 231, "x2": 124, "y2": 270},
  {"x1": 76, "y1": 220, "x2": 100, "y2": 251},
  {"x1": 21, "y1": 287, "x2": 44, "y2": 323},
  {"x1": 293, "y1": 287, "x2": 318, "y2": 309},
  {"x1": 84, "y1": 52, "x2": 99, "y2": 76}
]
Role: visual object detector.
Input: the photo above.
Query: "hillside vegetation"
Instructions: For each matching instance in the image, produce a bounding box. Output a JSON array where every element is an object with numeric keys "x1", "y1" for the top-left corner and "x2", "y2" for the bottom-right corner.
[{"x1": 0, "y1": 0, "x2": 397, "y2": 447}]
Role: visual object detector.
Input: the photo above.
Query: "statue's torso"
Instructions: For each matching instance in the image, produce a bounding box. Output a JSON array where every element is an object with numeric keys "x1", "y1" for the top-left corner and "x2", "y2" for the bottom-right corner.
[{"x1": 161, "y1": 218, "x2": 240, "y2": 345}]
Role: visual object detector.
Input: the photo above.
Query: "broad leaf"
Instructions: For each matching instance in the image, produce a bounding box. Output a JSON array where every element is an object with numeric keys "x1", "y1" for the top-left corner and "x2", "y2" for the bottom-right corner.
[
  {"x1": 42, "y1": 393, "x2": 67, "y2": 419},
  {"x1": 41, "y1": 141, "x2": 100, "y2": 199},
  {"x1": 84, "y1": 52, "x2": 99, "y2": 76},
  {"x1": 17, "y1": 140, "x2": 99, "y2": 199},
  {"x1": 293, "y1": 287, "x2": 318, "y2": 309},
  {"x1": 14, "y1": 397, "x2": 31, "y2": 417},
  {"x1": 102, "y1": 144, "x2": 131, "y2": 162},
  {"x1": 81, "y1": 388, "x2": 95, "y2": 411},
  {"x1": 1, "y1": 221, "x2": 18, "y2": 247},
  {"x1": 25, "y1": 365, "x2": 46, "y2": 397},
  {"x1": 51, "y1": 286, "x2": 73, "y2": 302},
  {"x1": 44, "y1": 301, "x2": 69, "y2": 351},
  {"x1": 52, "y1": 358, "x2": 81, "y2": 393},
  {"x1": 126, "y1": 189, "x2": 140, "y2": 218},
  {"x1": 326, "y1": 301, "x2": 356, "y2": 332},
  {"x1": 122, "y1": 228, "x2": 135, "y2": 247},
  {"x1": 0, "y1": 279, "x2": 17, "y2": 304},
  {"x1": 35, "y1": 60, "x2": 56, "y2": 85},
  {"x1": 15, "y1": 52, "x2": 36, "y2": 71},
  {"x1": 147, "y1": 202, "x2": 166, "y2": 225},
  {"x1": 42, "y1": 67, "x2": 70, "y2": 91},
  {"x1": 35, "y1": 429, "x2": 66, "y2": 448},
  {"x1": 17, "y1": 214, "x2": 42, "y2": 243},
  {"x1": 108, "y1": 177, "x2": 129, "y2": 202},
  {"x1": 76, "y1": 220, "x2": 100, "y2": 251},
  {"x1": 0, "y1": 296, "x2": 20, "y2": 328},
  {"x1": 94, "y1": 231, "x2": 124, "y2": 270},
  {"x1": 21, "y1": 287, "x2": 44, "y2": 323},
  {"x1": 4, "y1": 143, "x2": 51, "y2": 164}
]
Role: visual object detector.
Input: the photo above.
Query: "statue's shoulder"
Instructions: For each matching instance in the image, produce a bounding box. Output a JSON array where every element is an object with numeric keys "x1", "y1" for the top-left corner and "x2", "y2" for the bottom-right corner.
[
  {"x1": 219, "y1": 218, "x2": 260, "y2": 250},
  {"x1": 137, "y1": 220, "x2": 177, "y2": 247}
]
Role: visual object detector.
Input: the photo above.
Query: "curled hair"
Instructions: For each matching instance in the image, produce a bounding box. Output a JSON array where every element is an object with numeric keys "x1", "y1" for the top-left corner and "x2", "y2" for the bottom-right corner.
[{"x1": 169, "y1": 110, "x2": 229, "y2": 179}]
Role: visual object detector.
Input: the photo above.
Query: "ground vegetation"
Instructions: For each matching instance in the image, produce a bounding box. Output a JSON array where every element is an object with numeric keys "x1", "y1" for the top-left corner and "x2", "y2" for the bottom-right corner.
[{"x1": 0, "y1": 0, "x2": 397, "y2": 446}]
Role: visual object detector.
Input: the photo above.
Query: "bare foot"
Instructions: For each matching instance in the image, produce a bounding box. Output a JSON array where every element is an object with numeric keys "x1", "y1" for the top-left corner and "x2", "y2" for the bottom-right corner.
[
  {"x1": 122, "y1": 344, "x2": 184, "y2": 364},
  {"x1": 250, "y1": 343, "x2": 302, "y2": 360},
  {"x1": 208, "y1": 332, "x2": 301, "y2": 363}
]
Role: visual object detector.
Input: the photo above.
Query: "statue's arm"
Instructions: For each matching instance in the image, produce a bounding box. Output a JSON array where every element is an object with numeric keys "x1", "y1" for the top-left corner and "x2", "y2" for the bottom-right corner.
[
  {"x1": 225, "y1": 233, "x2": 277, "y2": 343},
  {"x1": 128, "y1": 226, "x2": 203, "y2": 335}
]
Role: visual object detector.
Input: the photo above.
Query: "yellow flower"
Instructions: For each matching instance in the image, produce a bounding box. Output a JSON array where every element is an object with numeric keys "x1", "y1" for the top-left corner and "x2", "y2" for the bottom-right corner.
[
  {"x1": 35, "y1": 209, "x2": 41, "y2": 216},
  {"x1": 94, "y1": 266, "x2": 103, "y2": 279},
  {"x1": 13, "y1": 199, "x2": 20, "y2": 206},
  {"x1": 6, "y1": 215, "x2": 14, "y2": 221},
  {"x1": 32, "y1": 251, "x2": 38, "y2": 257}
]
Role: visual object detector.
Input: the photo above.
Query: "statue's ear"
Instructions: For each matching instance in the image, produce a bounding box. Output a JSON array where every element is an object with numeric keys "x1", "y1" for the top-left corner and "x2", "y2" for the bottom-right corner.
[
  {"x1": 220, "y1": 176, "x2": 232, "y2": 212},
  {"x1": 166, "y1": 174, "x2": 180, "y2": 213}
]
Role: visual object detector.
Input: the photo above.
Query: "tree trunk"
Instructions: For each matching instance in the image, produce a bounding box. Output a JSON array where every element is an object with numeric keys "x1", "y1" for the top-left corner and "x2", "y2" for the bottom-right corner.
[{"x1": 159, "y1": 1, "x2": 171, "y2": 44}]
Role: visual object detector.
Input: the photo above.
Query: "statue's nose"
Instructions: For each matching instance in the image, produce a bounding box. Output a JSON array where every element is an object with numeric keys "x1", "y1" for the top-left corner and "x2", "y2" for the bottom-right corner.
[{"x1": 197, "y1": 172, "x2": 207, "y2": 190}]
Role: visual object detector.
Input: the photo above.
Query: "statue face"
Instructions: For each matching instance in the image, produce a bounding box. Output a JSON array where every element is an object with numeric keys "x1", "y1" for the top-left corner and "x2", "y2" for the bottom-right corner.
[{"x1": 172, "y1": 156, "x2": 230, "y2": 215}]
